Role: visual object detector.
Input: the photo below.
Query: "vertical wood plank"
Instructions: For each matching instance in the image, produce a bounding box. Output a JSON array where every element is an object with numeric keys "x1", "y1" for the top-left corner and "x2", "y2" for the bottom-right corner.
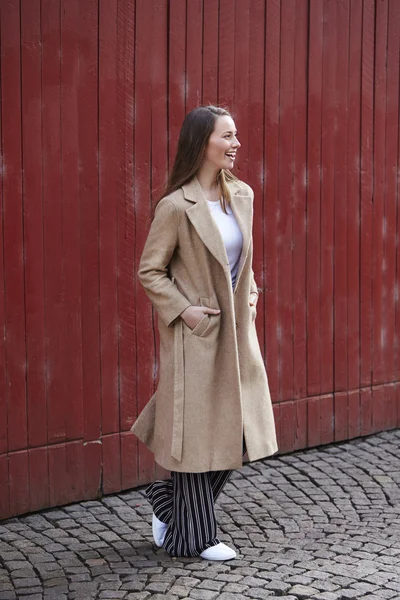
[
  {"x1": 348, "y1": 389, "x2": 361, "y2": 440},
  {"x1": 168, "y1": 0, "x2": 187, "y2": 167},
  {"x1": 372, "y1": 0, "x2": 388, "y2": 386},
  {"x1": 202, "y1": 0, "x2": 219, "y2": 104},
  {"x1": 360, "y1": 387, "x2": 373, "y2": 436},
  {"x1": 233, "y1": 0, "x2": 250, "y2": 183},
  {"x1": 42, "y1": 0, "x2": 65, "y2": 445},
  {"x1": 67, "y1": 440, "x2": 85, "y2": 503},
  {"x1": 121, "y1": 432, "x2": 138, "y2": 490},
  {"x1": 278, "y1": 0, "x2": 295, "y2": 401},
  {"x1": 347, "y1": 0, "x2": 362, "y2": 393},
  {"x1": 1, "y1": 0, "x2": 27, "y2": 452},
  {"x1": 218, "y1": 0, "x2": 235, "y2": 107},
  {"x1": 383, "y1": 1, "x2": 399, "y2": 384},
  {"x1": 0, "y1": 455, "x2": 10, "y2": 519},
  {"x1": 99, "y1": 0, "x2": 119, "y2": 436},
  {"x1": 186, "y1": 0, "x2": 203, "y2": 110},
  {"x1": 248, "y1": 0, "x2": 266, "y2": 358},
  {"x1": 320, "y1": 0, "x2": 335, "y2": 394},
  {"x1": 28, "y1": 447, "x2": 49, "y2": 513},
  {"x1": 334, "y1": 0, "x2": 349, "y2": 392},
  {"x1": 0, "y1": 3, "x2": 7, "y2": 455},
  {"x1": 61, "y1": 0, "x2": 84, "y2": 442},
  {"x1": 308, "y1": 397, "x2": 321, "y2": 448},
  {"x1": 334, "y1": 392, "x2": 348, "y2": 442},
  {"x1": 102, "y1": 434, "x2": 122, "y2": 495},
  {"x1": 319, "y1": 394, "x2": 334, "y2": 445},
  {"x1": 84, "y1": 441, "x2": 102, "y2": 500},
  {"x1": 48, "y1": 444, "x2": 68, "y2": 507},
  {"x1": 79, "y1": 0, "x2": 101, "y2": 443},
  {"x1": 292, "y1": 0, "x2": 307, "y2": 401},
  {"x1": 360, "y1": 0, "x2": 374, "y2": 388},
  {"x1": 307, "y1": 0, "x2": 323, "y2": 397},
  {"x1": 21, "y1": 0, "x2": 47, "y2": 450},
  {"x1": 117, "y1": 0, "x2": 136, "y2": 480},
  {"x1": 264, "y1": 0, "x2": 281, "y2": 402},
  {"x1": 9, "y1": 451, "x2": 30, "y2": 517}
]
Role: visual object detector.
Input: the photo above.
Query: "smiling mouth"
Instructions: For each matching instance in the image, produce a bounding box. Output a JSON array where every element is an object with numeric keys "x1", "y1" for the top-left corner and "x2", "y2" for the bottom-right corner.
[{"x1": 225, "y1": 153, "x2": 236, "y2": 160}]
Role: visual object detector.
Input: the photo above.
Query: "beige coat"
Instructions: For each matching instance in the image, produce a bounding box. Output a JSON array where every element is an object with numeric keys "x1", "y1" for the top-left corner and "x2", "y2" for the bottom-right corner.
[{"x1": 131, "y1": 177, "x2": 278, "y2": 472}]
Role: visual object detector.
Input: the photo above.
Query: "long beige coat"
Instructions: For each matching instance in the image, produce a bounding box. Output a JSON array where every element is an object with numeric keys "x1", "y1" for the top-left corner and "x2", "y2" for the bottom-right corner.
[{"x1": 131, "y1": 176, "x2": 278, "y2": 472}]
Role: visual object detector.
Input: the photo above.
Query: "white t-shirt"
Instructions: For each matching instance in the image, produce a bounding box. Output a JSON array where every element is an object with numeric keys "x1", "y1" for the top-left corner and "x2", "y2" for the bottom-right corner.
[{"x1": 207, "y1": 199, "x2": 243, "y2": 288}]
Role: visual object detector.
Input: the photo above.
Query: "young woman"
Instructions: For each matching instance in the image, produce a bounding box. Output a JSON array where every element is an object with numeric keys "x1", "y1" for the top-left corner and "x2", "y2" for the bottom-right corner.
[{"x1": 131, "y1": 105, "x2": 278, "y2": 560}]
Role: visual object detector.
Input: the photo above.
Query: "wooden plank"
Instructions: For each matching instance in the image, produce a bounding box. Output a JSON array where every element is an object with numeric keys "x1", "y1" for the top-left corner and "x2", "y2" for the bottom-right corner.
[
  {"x1": 67, "y1": 440, "x2": 85, "y2": 503},
  {"x1": 360, "y1": 0, "x2": 374, "y2": 388},
  {"x1": 99, "y1": 0, "x2": 119, "y2": 435},
  {"x1": 264, "y1": 0, "x2": 281, "y2": 402},
  {"x1": 21, "y1": 0, "x2": 47, "y2": 449},
  {"x1": 307, "y1": 397, "x2": 321, "y2": 448},
  {"x1": 334, "y1": 392, "x2": 348, "y2": 442},
  {"x1": 133, "y1": 0, "x2": 155, "y2": 483},
  {"x1": 347, "y1": 0, "x2": 362, "y2": 392},
  {"x1": 360, "y1": 387, "x2": 373, "y2": 436},
  {"x1": 278, "y1": 0, "x2": 295, "y2": 402},
  {"x1": 372, "y1": 0, "x2": 388, "y2": 386},
  {"x1": 218, "y1": 0, "x2": 235, "y2": 107},
  {"x1": 0, "y1": 5, "x2": 6, "y2": 456},
  {"x1": 121, "y1": 431, "x2": 138, "y2": 490},
  {"x1": 78, "y1": 0, "x2": 101, "y2": 442},
  {"x1": 60, "y1": 0, "x2": 84, "y2": 441},
  {"x1": 279, "y1": 401, "x2": 296, "y2": 454},
  {"x1": 320, "y1": 0, "x2": 335, "y2": 394},
  {"x1": 320, "y1": 394, "x2": 334, "y2": 446},
  {"x1": 1, "y1": 0, "x2": 27, "y2": 452},
  {"x1": 0, "y1": 454, "x2": 10, "y2": 520},
  {"x1": 28, "y1": 447, "x2": 49, "y2": 513},
  {"x1": 293, "y1": 398, "x2": 307, "y2": 451},
  {"x1": 116, "y1": 0, "x2": 136, "y2": 466},
  {"x1": 334, "y1": 0, "x2": 350, "y2": 392},
  {"x1": 292, "y1": 0, "x2": 307, "y2": 401},
  {"x1": 168, "y1": 0, "x2": 186, "y2": 168},
  {"x1": 348, "y1": 389, "x2": 360, "y2": 440},
  {"x1": 84, "y1": 440, "x2": 102, "y2": 500},
  {"x1": 383, "y1": 1, "x2": 399, "y2": 384},
  {"x1": 9, "y1": 451, "x2": 30, "y2": 517},
  {"x1": 48, "y1": 443, "x2": 68, "y2": 508},
  {"x1": 248, "y1": 0, "x2": 266, "y2": 357},
  {"x1": 102, "y1": 434, "x2": 121, "y2": 495},
  {"x1": 186, "y1": 0, "x2": 203, "y2": 110},
  {"x1": 372, "y1": 385, "x2": 386, "y2": 433},
  {"x1": 307, "y1": 0, "x2": 323, "y2": 397},
  {"x1": 233, "y1": 0, "x2": 250, "y2": 183},
  {"x1": 384, "y1": 384, "x2": 397, "y2": 431},
  {"x1": 202, "y1": 0, "x2": 218, "y2": 104},
  {"x1": 42, "y1": 0, "x2": 65, "y2": 445}
]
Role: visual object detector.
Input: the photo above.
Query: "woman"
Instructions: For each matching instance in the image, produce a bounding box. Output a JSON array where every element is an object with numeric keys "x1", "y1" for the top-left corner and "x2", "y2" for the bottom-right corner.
[{"x1": 131, "y1": 105, "x2": 278, "y2": 560}]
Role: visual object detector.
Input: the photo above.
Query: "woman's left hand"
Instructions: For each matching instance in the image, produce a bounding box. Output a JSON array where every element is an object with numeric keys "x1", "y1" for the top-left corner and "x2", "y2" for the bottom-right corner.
[{"x1": 249, "y1": 292, "x2": 258, "y2": 307}]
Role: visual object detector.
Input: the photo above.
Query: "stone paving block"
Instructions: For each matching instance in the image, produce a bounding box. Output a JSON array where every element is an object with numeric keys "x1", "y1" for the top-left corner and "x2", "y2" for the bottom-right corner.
[
  {"x1": 289, "y1": 584, "x2": 320, "y2": 598},
  {"x1": 243, "y1": 589, "x2": 274, "y2": 598},
  {"x1": 189, "y1": 590, "x2": 219, "y2": 600}
]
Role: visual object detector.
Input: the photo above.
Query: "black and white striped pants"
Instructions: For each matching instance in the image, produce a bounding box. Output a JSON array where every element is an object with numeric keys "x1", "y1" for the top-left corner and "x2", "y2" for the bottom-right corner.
[{"x1": 146, "y1": 440, "x2": 247, "y2": 557}]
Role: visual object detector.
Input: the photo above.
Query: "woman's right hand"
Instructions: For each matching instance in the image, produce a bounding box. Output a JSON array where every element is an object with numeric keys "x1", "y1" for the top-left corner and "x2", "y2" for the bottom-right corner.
[{"x1": 180, "y1": 305, "x2": 221, "y2": 330}]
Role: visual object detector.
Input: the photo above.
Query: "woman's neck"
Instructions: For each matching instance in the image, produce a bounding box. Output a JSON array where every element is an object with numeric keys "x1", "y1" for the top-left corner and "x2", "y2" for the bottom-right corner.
[{"x1": 197, "y1": 164, "x2": 219, "y2": 197}]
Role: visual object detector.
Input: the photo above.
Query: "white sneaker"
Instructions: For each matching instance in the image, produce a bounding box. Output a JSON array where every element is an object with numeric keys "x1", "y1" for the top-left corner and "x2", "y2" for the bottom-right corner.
[
  {"x1": 200, "y1": 542, "x2": 236, "y2": 561},
  {"x1": 152, "y1": 513, "x2": 168, "y2": 547}
]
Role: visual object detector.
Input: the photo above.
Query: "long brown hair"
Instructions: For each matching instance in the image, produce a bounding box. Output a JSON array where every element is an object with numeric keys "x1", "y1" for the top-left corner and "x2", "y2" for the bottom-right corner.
[{"x1": 158, "y1": 105, "x2": 238, "y2": 214}]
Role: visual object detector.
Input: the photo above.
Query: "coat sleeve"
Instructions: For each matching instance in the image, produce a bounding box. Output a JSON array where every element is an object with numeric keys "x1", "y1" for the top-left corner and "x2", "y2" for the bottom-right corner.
[{"x1": 138, "y1": 198, "x2": 192, "y2": 327}]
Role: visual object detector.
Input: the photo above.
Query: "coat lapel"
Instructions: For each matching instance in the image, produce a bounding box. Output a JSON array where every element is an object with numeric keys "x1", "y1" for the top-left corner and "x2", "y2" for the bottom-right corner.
[{"x1": 182, "y1": 177, "x2": 253, "y2": 285}]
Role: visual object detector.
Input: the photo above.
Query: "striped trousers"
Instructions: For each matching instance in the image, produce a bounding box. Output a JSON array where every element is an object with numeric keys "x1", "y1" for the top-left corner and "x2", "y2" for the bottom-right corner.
[{"x1": 146, "y1": 440, "x2": 246, "y2": 557}]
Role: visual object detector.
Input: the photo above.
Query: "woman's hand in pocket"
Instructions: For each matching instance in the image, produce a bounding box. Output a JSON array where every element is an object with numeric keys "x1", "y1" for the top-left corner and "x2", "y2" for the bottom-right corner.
[
  {"x1": 249, "y1": 292, "x2": 258, "y2": 307},
  {"x1": 180, "y1": 305, "x2": 221, "y2": 330}
]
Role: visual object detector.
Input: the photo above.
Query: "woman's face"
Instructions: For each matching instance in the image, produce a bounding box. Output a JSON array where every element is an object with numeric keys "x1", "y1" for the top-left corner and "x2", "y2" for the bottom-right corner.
[{"x1": 204, "y1": 115, "x2": 241, "y2": 172}]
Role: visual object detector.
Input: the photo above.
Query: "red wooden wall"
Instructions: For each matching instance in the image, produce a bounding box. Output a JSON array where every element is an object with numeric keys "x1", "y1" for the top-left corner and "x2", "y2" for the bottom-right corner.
[{"x1": 0, "y1": 0, "x2": 399, "y2": 519}]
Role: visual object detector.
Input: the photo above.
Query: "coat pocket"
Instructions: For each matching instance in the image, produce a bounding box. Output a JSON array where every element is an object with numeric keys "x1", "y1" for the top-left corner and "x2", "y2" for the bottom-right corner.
[{"x1": 190, "y1": 297, "x2": 220, "y2": 338}]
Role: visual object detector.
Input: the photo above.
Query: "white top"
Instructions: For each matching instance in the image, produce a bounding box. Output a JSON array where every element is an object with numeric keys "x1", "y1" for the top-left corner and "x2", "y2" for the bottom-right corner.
[{"x1": 207, "y1": 199, "x2": 243, "y2": 288}]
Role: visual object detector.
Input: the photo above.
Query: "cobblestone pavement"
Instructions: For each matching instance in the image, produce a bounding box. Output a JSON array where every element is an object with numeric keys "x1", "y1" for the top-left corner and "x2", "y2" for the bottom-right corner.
[{"x1": 1, "y1": 430, "x2": 400, "y2": 600}]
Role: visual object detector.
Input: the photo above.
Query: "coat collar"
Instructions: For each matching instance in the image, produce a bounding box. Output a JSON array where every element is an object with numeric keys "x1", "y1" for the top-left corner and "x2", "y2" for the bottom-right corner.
[{"x1": 182, "y1": 177, "x2": 252, "y2": 291}]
